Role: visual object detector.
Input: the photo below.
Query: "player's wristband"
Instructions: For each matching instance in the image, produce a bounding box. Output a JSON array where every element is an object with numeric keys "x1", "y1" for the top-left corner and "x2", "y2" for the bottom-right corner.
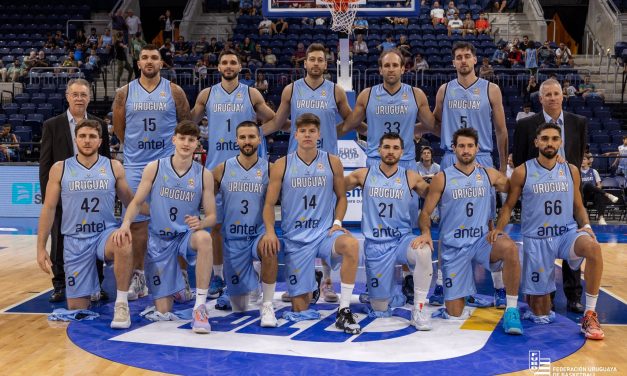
[
  {"x1": 583, "y1": 224, "x2": 592, "y2": 230},
  {"x1": 333, "y1": 219, "x2": 342, "y2": 227}
]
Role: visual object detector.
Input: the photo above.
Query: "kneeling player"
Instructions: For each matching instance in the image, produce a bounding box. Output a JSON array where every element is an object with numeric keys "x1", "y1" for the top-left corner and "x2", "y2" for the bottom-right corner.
[
  {"x1": 261, "y1": 113, "x2": 361, "y2": 334},
  {"x1": 37, "y1": 120, "x2": 135, "y2": 329},
  {"x1": 114, "y1": 120, "x2": 216, "y2": 334},
  {"x1": 345, "y1": 133, "x2": 433, "y2": 330},
  {"x1": 213, "y1": 121, "x2": 278, "y2": 327},
  {"x1": 495, "y1": 123, "x2": 604, "y2": 340}
]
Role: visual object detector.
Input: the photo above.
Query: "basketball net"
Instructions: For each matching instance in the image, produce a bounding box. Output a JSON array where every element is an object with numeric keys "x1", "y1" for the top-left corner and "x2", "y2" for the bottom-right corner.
[{"x1": 322, "y1": 0, "x2": 359, "y2": 34}]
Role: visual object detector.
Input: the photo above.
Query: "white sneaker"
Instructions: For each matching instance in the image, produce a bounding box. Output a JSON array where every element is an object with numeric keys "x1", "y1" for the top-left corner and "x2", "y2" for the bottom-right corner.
[
  {"x1": 249, "y1": 284, "x2": 262, "y2": 303},
  {"x1": 598, "y1": 216, "x2": 607, "y2": 225},
  {"x1": 606, "y1": 193, "x2": 619, "y2": 203},
  {"x1": 128, "y1": 271, "x2": 149, "y2": 301},
  {"x1": 111, "y1": 302, "x2": 131, "y2": 329},
  {"x1": 411, "y1": 307, "x2": 432, "y2": 331},
  {"x1": 260, "y1": 302, "x2": 278, "y2": 327}
]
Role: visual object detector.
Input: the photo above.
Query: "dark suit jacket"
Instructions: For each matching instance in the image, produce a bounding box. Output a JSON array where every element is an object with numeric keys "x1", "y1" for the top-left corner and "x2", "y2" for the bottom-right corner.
[
  {"x1": 512, "y1": 111, "x2": 587, "y2": 168},
  {"x1": 39, "y1": 112, "x2": 110, "y2": 198}
]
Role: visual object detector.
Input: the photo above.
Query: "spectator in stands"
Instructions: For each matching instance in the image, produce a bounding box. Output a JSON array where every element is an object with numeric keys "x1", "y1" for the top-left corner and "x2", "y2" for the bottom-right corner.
[
  {"x1": 413, "y1": 53, "x2": 429, "y2": 71},
  {"x1": 255, "y1": 72, "x2": 268, "y2": 94},
  {"x1": 446, "y1": 1, "x2": 459, "y2": 20},
  {"x1": 106, "y1": 114, "x2": 121, "y2": 159},
  {"x1": 62, "y1": 52, "x2": 79, "y2": 71},
  {"x1": 207, "y1": 37, "x2": 221, "y2": 66},
  {"x1": 478, "y1": 56, "x2": 494, "y2": 80},
  {"x1": 273, "y1": 18, "x2": 289, "y2": 34},
  {"x1": 562, "y1": 79, "x2": 577, "y2": 99},
  {"x1": 518, "y1": 35, "x2": 534, "y2": 51},
  {"x1": 537, "y1": 41, "x2": 555, "y2": 67},
  {"x1": 462, "y1": 12, "x2": 476, "y2": 36},
  {"x1": 84, "y1": 48, "x2": 99, "y2": 72},
  {"x1": 239, "y1": 0, "x2": 253, "y2": 15},
  {"x1": 607, "y1": 135, "x2": 627, "y2": 175},
  {"x1": 578, "y1": 75, "x2": 604, "y2": 101},
  {"x1": 114, "y1": 32, "x2": 133, "y2": 87},
  {"x1": 447, "y1": 13, "x2": 464, "y2": 36},
  {"x1": 353, "y1": 34, "x2": 368, "y2": 55},
  {"x1": 194, "y1": 36, "x2": 210, "y2": 55},
  {"x1": 74, "y1": 43, "x2": 85, "y2": 66},
  {"x1": 397, "y1": 35, "x2": 411, "y2": 56},
  {"x1": 130, "y1": 32, "x2": 146, "y2": 79},
  {"x1": 413, "y1": 135, "x2": 430, "y2": 162},
  {"x1": 301, "y1": 17, "x2": 314, "y2": 27},
  {"x1": 259, "y1": 17, "x2": 274, "y2": 36},
  {"x1": 198, "y1": 116, "x2": 209, "y2": 144},
  {"x1": 493, "y1": 0, "x2": 507, "y2": 12},
  {"x1": 111, "y1": 10, "x2": 127, "y2": 43},
  {"x1": 87, "y1": 28, "x2": 99, "y2": 48},
  {"x1": 238, "y1": 37, "x2": 256, "y2": 59},
  {"x1": 156, "y1": 9, "x2": 174, "y2": 46},
  {"x1": 55, "y1": 30, "x2": 69, "y2": 48},
  {"x1": 555, "y1": 42, "x2": 574, "y2": 66},
  {"x1": 491, "y1": 44, "x2": 509, "y2": 67},
  {"x1": 44, "y1": 34, "x2": 57, "y2": 49},
  {"x1": 6, "y1": 58, "x2": 23, "y2": 82},
  {"x1": 27, "y1": 50, "x2": 49, "y2": 73},
  {"x1": 475, "y1": 13, "x2": 490, "y2": 35},
  {"x1": 416, "y1": 146, "x2": 440, "y2": 178},
  {"x1": 0, "y1": 61, "x2": 6, "y2": 82},
  {"x1": 431, "y1": 1, "x2": 447, "y2": 27},
  {"x1": 195, "y1": 59, "x2": 208, "y2": 81},
  {"x1": 74, "y1": 29, "x2": 87, "y2": 45},
  {"x1": 264, "y1": 47, "x2": 277, "y2": 67},
  {"x1": 508, "y1": 45, "x2": 523, "y2": 67},
  {"x1": 515, "y1": 103, "x2": 535, "y2": 121},
  {"x1": 0, "y1": 124, "x2": 19, "y2": 162},
  {"x1": 159, "y1": 39, "x2": 176, "y2": 82},
  {"x1": 522, "y1": 75, "x2": 539, "y2": 101},
  {"x1": 291, "y1": 42, "x2": 307, "y2": 67},
  {"x1": 325, "y1": 46, "x2": 335, "y2": 65},
  {"x1": 240, "y1": 71, "x2": 254, "y2": 87},
  {"x1": 174, "y1": 36, "x2": 191, "y2": 56},
  {"x1": 377, "y1": 35, "x2": 397, "y2": 51},
  {"x1": 315, "y1": 17, "x2": 326, "y2": 26},
  {"x1": 581, "y1": 154, "x2": 619, "y2": 225},
  {"x1": 126, "y1": 9, "x2": 142, "y2": 38},
  {"x1": 248, "y1": 44, "x2": 265, "y2": 70},
  {"x1": 98, "y1": 28, "x2": 114, "y2": 54},
  {"x1": 353, "y1": 17, "x2": 368, "y2": 35}
]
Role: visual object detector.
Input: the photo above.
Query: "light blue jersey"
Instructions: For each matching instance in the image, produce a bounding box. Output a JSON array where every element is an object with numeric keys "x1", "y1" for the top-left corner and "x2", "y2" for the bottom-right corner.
[
  {"x1": 124, "y1": 78, "x2": 177, "y2": 167},
  {"x1": 61, "y1": 156, "x2": 117, "y2": 238},
  {"x1": 149, "y1": 157, "x2": 204, "y2": 238},
  {"x1": 362, "y1": 166, "x2": 413, "y2": 242},
  {"x1": 441, "y1": 78, "x2": 493, "y2": 153},
  {"x1": 439, "y1": 166, "x2": 492, "y2": 249},
  {"x1": 281, "y1": 150, "x2": 335, "y2": 243},
  {"x1": 288, "y1": 79, "x2": 339, "y2": 154},
  {"x1": 416, "y1": 161, "x2": 440, "y2": 176},
  {"x1": 365, "y1": 84, "x2": 418, "y2": 162},
  {"x1": 521, "y1": 159, "x2": 577, "y2": 238},
  {"x1": 205, "y1": 83, "x2": 259, "y2": 169},
  {"x1": 219, "y1": 156, "x2": 269, "y2": 240}
]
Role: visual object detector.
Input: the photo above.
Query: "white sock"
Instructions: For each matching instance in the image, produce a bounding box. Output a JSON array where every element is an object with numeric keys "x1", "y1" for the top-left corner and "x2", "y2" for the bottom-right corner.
[
  {"x1": 212, "y1": 264, "x2": 223, "y2": 279},
  {"x1": 134, "y1": 269, "x2": 144, "y2": 275},
  {"x1": 262, "y1": 282, "x2": 276, "y2": 304},
  {"x1": 585, "y1": 293, "x2": 598, "y2": 312},
  {"x1": 340, "y1": 283, "x2": 354, "y2": 309},
  {"x1": 115, "y1": 290, "x2": 128, "y2": 304},
  {"x1": 491, "y1": 271, "x2": 505, "y2": 289},
  {"x1": 195, "y1": 288, "x2": 208, "y2": 309},
  {"x1": 436, "y1": 268, "x2": 443, "y2": 286},
  {"x1": 506, "y1": 295, "x2": 518, "y2": 309},
  {"x1": 322, "y1": 263, "x2": 332, "y2": 281},
  {"x1": 410, "y1": 247, "x2": 432, "y2": 310}
]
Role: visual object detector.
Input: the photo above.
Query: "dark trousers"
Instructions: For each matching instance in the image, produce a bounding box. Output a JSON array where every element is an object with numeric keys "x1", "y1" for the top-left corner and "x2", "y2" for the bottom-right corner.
[
  {"x1": 561, "y1": 261, "x2": 583, "y2": 302},
  {"x1": 50, "y1": 207, "x2": 104, "y2": 291},
  {"x1": 583, "y1": 184, "x2": 609, "y2": 217}
]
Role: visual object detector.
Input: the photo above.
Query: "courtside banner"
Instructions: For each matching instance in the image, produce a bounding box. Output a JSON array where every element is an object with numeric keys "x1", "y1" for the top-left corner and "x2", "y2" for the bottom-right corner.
[{"x1": 0, "y1": 165, "x2": 42, "y2": 217}]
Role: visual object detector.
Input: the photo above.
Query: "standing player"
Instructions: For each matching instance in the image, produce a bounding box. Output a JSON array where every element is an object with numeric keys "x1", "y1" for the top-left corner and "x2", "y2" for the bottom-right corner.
[
  {"x1": 191, "y1": 49, "x2": 277, "y2": 298},
  {"x1": 113, "y1": 44, "x2": 191, "y2": 301},
  {"x1": 37, "y1": 120, "x2": 134, "y2": 329},
  {"x1": 493, "y1": 123, "x2": 604, "y2": 339},
  {"x1": 415, "y1": 128, "x2": 523, "y2": 335},
  {"x1": 260, "y1": 113, "x2": 361, "y2": 334},
  {"x1": 113, "y1": 121, "x2": 216, "y2": 334},
  {"x1": 345, "y1": 133, "x2": 433, "y2": 330},
  {"x1": 430, "y1": 41, "x2": 509, "y2": 307},
  {"x1": 212, "y1": 121, "x2": 278, "y2": 327}
]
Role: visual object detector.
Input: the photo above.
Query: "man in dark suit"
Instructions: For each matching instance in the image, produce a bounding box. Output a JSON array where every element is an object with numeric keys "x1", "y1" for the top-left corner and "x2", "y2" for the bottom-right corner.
[
  {"x1": 512, "y1": 78, "x2": 587, "y2": 313},
  {"x1": 39, "y1": 78, "x2": 111, "y2": 302}
]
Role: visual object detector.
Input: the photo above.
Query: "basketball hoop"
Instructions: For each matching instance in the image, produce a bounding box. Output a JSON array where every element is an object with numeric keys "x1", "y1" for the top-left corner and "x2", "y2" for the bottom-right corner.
[{"x1": 321, "y1": 0, "x2": 360, "y2": 34}]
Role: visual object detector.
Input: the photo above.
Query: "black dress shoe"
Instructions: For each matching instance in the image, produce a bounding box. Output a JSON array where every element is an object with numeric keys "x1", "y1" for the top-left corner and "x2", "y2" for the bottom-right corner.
[
  {"x1": 49, "y1": 288, "x2": 66, "y2": 303},
  {"x1": 99, "y1": 289, "x2": 109, "y2": 301},
  {"x1": 567, "y1": 300, "x2": 585, "y2": 313}
]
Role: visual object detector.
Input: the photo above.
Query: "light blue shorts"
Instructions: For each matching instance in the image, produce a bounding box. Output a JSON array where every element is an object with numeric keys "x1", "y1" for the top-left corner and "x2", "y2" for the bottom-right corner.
[
  {"x1": 441, "y1": 236, "x2": 503, "y2": 301},
  {"x1": 124, "y1": 166, "x2": 150, "y2": 223},
  {"x1": 145, "y1": 230, "x2": 197, "y2": 300},
  {"x1": 64, "y1": 227, "x2": 117, "y2": 299},
  {"x1": 223, "y1": 235, "x2": 264, "y2": 296},
  {"x1": 283, "y1": 230, "x2": 345, "y2": 297},
  {"x1": 364, "y1": 233, "x2": 415, "y2": 300},
  {"x1": 521, "y1": 229, "x2": 588, "y2": 295}
]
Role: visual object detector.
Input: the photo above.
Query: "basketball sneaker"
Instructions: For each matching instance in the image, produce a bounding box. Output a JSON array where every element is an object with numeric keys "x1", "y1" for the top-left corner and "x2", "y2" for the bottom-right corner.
[
  {"x1": 281, "y1": 291, "x2": 291, "y2": 302},
  {"x1": 173, "y1": 270, "x2": 194, "y2": 303},
  {"x1": 260, "y1": 302, "x2": 278, "y2": 327},
  {"x1": 358, "y1": 290, "x2": 370, "y2": 304},
  {"x1": 128, "y1": 271, "x2": 149, "y2": 301},
  {"x1": 215, "y1": 289, "x2": 231, "y2": 310},
  {"x1": 311, "y1": 270, "x2": 323, "y2": 304},
  {"x1": 502, "y1": 307, "x2": 523, "y2": 335},
  {"x1": 335, "y1": 307, "x2": 361, "y2": 334},
  {"x1": 494, "y1": 288, "x2": 507, "y2": 309},
  {"x1": 249, "y1": 283, "x2": 262, "y2": 303},
  {"x1": 208, "y1": 275, "x2": 226, "y2": 298},
  {"x1": 321, "y1": 278, "x2": 339, "y2": 303},
  {"x1": 411, "y1": 306, "x2": 432, "y2": 331},
  {"x1": 191, "y1": 304, "x2": 211, "y2": 334},
  {"x1": 110, "y1": 302, "x2": 131, "y2": 329},
  {"x1": 581, "y1": 310, "x2": 604, "y2": 340},
  {"x1": 428, "y1": 285, "x2": 444, "y2": 306},
  {"x1": 402, "y1": 275, "x2": 415, "y2": 305}
]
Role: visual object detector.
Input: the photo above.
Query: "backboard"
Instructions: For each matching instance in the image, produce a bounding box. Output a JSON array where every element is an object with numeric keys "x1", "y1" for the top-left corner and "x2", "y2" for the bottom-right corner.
[{"x1": 262, "y1": 0, "x2": 420, "y2": 17}]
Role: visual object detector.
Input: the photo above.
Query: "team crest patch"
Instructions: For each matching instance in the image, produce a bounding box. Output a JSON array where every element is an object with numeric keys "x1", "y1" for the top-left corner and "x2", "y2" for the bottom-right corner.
[
  {"x1": 476, "y1": 173, "x2": 482, "y2": 182},
  {"x1": 558, "y1": 169, "x2": 564, "y2": 177},
  {"x1": 321, "y1": 90, "x2": 327, "y2": 97},
  {"x1": 395, "y1": 177, "x2": 401, "y2": 185},
  {"x1": 402, "y1": 92, "x2": 408, "y2": 101},
  {"x1": 99, "y1": 167, "x2": 107, "y2": 175},
  {"x1": 317, "y1": 163, "x2": 325, "y2": 171},
  {"x1": 159, "y1": 91, "x2": 166, "y2": 98},
  {"x1": 473, "y1": 88, "x2": 480, "y2": 95},
  {"x1": 236, "y1": 93, "x2": 243, "y2": 100},
  {"x1": 187, "y1": 179, "x2": 195, "y2": 189},
  {"x1": 256, "y1": 169, "x2": 262, "y2": 178}
]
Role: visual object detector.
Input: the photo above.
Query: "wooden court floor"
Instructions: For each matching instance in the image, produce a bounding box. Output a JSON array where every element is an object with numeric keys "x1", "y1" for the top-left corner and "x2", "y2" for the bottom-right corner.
[{"x1": 0, "y1": 235, "x2": 625, "y2": 375}]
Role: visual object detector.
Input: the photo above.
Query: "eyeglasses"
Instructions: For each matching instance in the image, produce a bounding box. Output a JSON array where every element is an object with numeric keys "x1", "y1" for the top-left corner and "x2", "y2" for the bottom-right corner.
[{"x1": 67, "y1": 92, "x2": 89, "y2": 99}]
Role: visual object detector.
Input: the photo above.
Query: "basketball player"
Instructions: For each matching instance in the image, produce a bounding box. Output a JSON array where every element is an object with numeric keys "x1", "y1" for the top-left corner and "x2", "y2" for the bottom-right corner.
[
  {"x1": 191, "y1": 49, "x2": 277, "y2": 299},
  {"x1": 113, "y1": 44, "x2": 192, "y2": 301},
  {"x1": 37, "y1": 120, "x2": 135, "y2": 329},
  {"x1": 416, "y1": 146, "x2": 440, "y2": 178},
  {"x1": 260, "y1": 113, "x2": 361, "y2": 334},
  {"x1": 345, "y1": 133, "x2": 433, "y2": 330},
  {"x1": 415, "y1": 127, "x2": 523, "y2": 335},
  {"x1": 113, "y1": 121, "x2": 216, "y2": 334},
  {"x1": 492, "y1": 123, "x2": 604, "y2": 340},
  {"x1": 430, "y1": 41, "x2": 508, "y2": 308},
  {"x1": 212, "y1": 121, "x2": 278, "y2": 327}
]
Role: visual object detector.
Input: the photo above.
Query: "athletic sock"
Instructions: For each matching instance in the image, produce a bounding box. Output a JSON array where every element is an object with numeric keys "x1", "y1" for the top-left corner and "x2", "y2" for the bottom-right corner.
[
  {"x1": 506, "y1": 295, "x2": 518, "y2": 309},
  {"x1": 340, "y1": 283, "x2": 354, "y2": 309},
  {"x1": 195, "y1": 288, "x2": 208, "y2": 309},
  {"x1": 585, "y1": 293, "x2": 598, "y2": 313},
  {"x1": 262, "y1": 282, "x2": 276, "y2": 304},
  {"x1": 436, "y1": 268, "x2": 443, "y2": 286},
  {"x1": 491, "y1": 271, "x2": 505, "y2": 290},
  {"x1": 115, "y1": 290, "x2": 128, "y2": 304}
]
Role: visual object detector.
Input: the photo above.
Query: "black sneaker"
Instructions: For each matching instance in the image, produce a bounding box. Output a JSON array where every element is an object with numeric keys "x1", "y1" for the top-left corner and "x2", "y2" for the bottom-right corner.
[
  {"x1": 311, "y1": 270, "x2": 323, "y2": 304},
  {"x1": 49, "y1": 288, "x2": 65, "y2": 303},
  {"x1": 402, "y1": 275, "x2": 414, "y2": 305},
  {"x1": 335, "y1": 307, "x2": 361, "y2": 334}
]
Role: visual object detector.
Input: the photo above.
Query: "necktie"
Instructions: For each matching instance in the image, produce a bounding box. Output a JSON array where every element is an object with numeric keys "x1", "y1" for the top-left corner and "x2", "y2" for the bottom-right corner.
[{"x1": 551, "y1": 118, "x2": 566, "y2": 159}]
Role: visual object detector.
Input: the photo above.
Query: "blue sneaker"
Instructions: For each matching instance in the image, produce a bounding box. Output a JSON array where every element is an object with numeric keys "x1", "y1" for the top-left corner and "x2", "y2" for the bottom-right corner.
[
  {"x1": 215, "y1": 289, "x2": 231, "y2": 310},
  {"x1": 503, "y1": 307, "x2": 523, "y2": 335},
  {"x1": 428, "y1": 285, "x2": 444, "y2": 306},
  {"x1": 466, "y1": 295, "x2": 492, "y2": 308},
  {"x1": 208, "y1": 275, "x2": 226, "y2": 298},
  {"x1": 494, "y1": 288, "x2": 506, "y2": 309}
]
